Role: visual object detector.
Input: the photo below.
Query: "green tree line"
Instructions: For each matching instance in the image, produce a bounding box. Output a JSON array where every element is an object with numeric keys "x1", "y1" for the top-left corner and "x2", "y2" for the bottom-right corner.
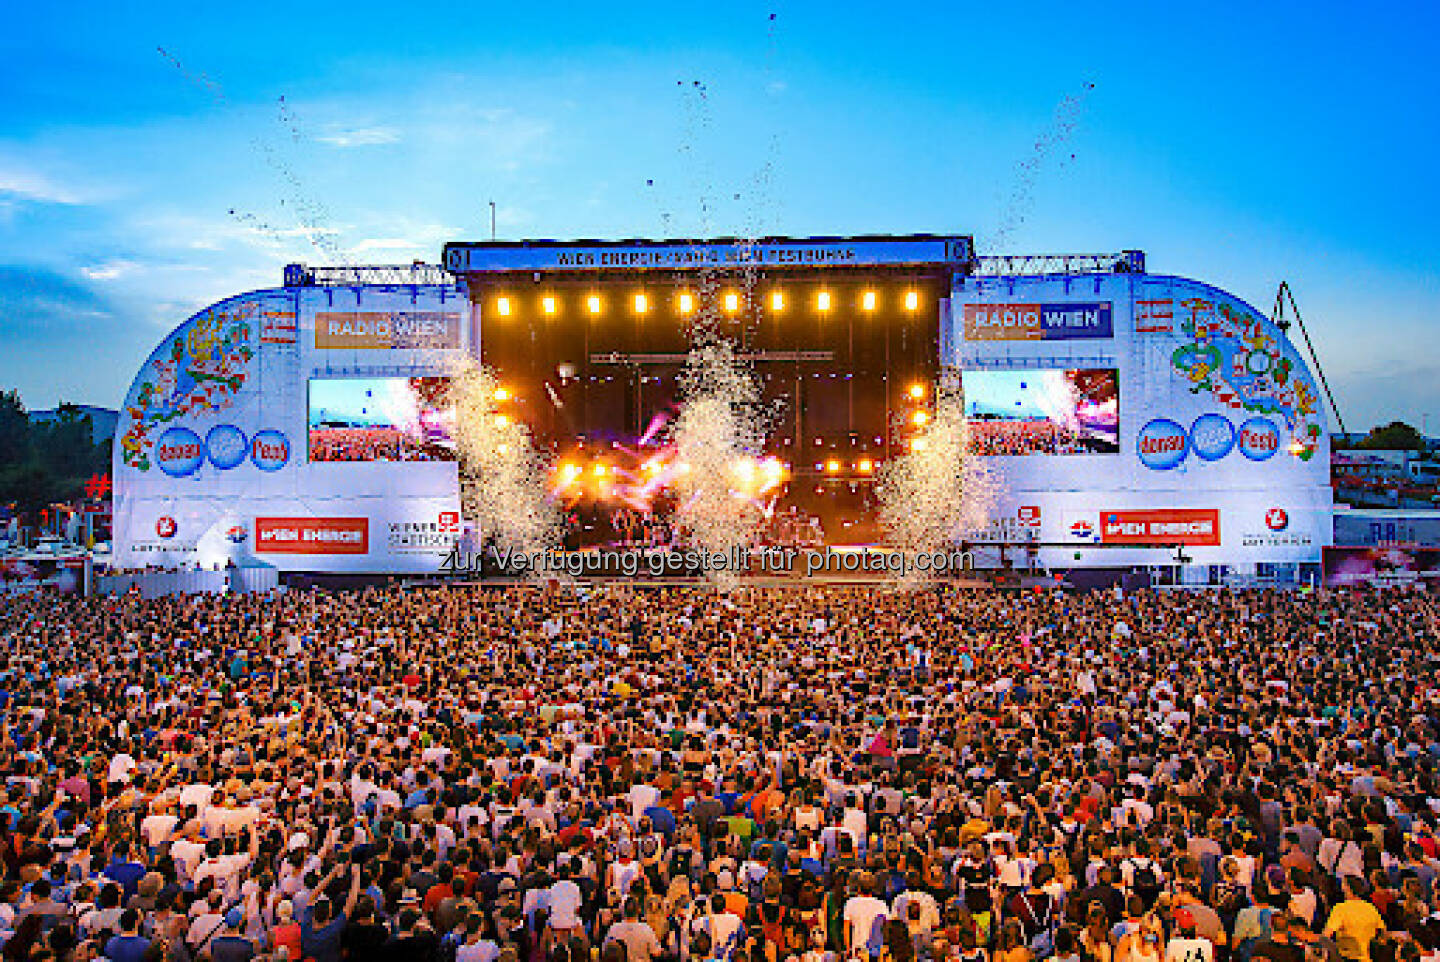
[{"x1": 0, "y1": 390, "x2": 112, "y2": 516}]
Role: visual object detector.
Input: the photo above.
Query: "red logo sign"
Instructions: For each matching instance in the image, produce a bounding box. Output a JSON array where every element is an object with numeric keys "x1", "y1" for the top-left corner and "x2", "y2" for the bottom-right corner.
[
  {"x1": 438, "y1": 511, "x2": 461, "y2": 533},
  {"x1": 155, "y1": 516, "x2": 177, "y2": 539},
  {"x1": 1100, "y1": 509, "x2": 1221, "y2": 546},
  {"x1": 1265, "y1": 508, "x2": 1289, "y2": 531},
  {"x1": 1017, "y1": 505, "x2": 1041, "y2": 526},
  {"x1": 255, "y1": 517, "x2": 369, "y2": 555},
  {"x1": 1069, "y1": 520, "x2": 1094, "y2": 540}
]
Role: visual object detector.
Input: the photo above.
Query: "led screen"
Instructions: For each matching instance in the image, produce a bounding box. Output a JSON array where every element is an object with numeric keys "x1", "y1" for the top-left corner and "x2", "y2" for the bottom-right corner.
[
  {"x1": 963, "y1": 368, "x2": 1119, "y2": 455},
  {"x1": 307, "y1": 377, "x2": 455, "y2": 462}
]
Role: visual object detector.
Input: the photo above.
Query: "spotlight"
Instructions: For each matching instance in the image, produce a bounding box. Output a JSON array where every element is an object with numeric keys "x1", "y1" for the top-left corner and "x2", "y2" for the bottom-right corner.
[
  {"x1": 634, "y1": 293, "x2": 648, "y2": 314},
  {"x1": 678, "y1": 293, "x2": 695, "y2": 314},
  {"x1": 912, "y1": 410, "x2": 929, "y2": 427},
  {"x1": 910, "y1": 438, "x2": 927, "y2": 452},
  {"x1": 825, "y1": 459, "x2": 841, "y2": 474},
  {"x1": 817, "y1": 291, "x2": 831, "y2": 311},
  {"x1": 496, "y1": 296, "x2": 512, "y2": 317},
  {"x1": 770, "y1": 291, "x2": 784, "y2": 311},
  {"x1": 861, "y1": 291, "x2": 877, "y2": 311},
  {"x1": 492, "y1": 387, "x2": 511, "y2": 402},
  {"x1": 904, "y1": 290, "x2": 919, "y2": 311},
  {"x1": 592, "y1": 463, "x2": 606, "y2": 477},
  {"x1": 587, "y1": 295, "x2": 601, "y2": 315},
  {"x1": 493, "y1": 414, "x2": 509, "y2": 428},
  {"x1": 857, "y1": 458, "x2": 873, "y2": 474},
  {"x1": 561, "y1": 463, "x2": 582, "y2": 481},
  {"x1": 724, "y1": 292, "x2": 740, "y2": 313},
  {"x1": 542, "y1": 295, "x2": 557, "y2": 315},
  {"x1": 908, "y1": 383, "x2": 926, "y2": 401}
]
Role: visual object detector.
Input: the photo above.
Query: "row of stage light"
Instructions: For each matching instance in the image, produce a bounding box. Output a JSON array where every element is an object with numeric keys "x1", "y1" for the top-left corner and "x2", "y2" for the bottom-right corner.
[{"x1": 490, "y1": 288, "x2": 924, "y2": 318}]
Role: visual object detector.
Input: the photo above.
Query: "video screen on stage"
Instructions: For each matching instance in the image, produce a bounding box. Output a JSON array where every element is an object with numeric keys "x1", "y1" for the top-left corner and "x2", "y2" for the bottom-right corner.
[
  {"x1": 307, "y1": 377, "x2": 456, "y2": 463},
  {"x1": 963, "y1": 368, "x2": 1119, "y2": 455}
]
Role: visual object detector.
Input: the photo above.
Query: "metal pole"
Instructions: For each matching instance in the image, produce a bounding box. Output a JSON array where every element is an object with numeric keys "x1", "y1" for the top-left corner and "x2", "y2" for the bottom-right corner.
[{"x1": 489, "y1": 202, "x2": 497, "y2": 241}]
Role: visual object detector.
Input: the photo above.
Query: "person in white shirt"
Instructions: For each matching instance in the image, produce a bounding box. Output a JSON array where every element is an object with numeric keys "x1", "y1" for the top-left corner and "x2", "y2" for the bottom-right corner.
[
  {"x1": 548, "y1": 860, "x2": 585, "y2": 938},
  {"x1": 844, "y1": 875, "x2": 890, "y2": 959}
]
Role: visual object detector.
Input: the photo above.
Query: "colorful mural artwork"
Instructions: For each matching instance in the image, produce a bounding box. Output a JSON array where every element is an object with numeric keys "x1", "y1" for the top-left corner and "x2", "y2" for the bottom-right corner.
[
  {"x1": 1169, "y1": 296, "x2": 1321, "y2": 460},
  {"x1": 119, "y1": 299, "x2": 258, "y2": 471}
]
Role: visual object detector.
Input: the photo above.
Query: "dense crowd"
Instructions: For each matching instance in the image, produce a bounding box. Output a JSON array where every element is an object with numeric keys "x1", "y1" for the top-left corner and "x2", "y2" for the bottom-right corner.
[
  {"x1": 967, "y1": 422, "x2": 1119, "y2": 457},
  {"x1": 308, "y1": 429, "x2": 455, "y2": 463},
  {"x1": 0, "y1": 582, "x2": 1436, "y2": 962}
]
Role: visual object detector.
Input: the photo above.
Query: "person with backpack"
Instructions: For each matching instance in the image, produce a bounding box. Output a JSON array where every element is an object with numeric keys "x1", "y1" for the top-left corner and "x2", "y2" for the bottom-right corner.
[{"x1": 1121, "y1": 844, "x2": 1165, "y2": 912}]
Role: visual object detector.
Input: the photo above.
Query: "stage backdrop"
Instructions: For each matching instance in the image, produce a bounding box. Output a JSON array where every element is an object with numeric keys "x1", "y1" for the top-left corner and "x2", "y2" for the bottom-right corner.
[
  {"x1": 948, "y1": 272, "x2": 1332, "y2": 569},
  {"x1": 112, "y1": 284, "x2": 470, "y2": 573}
]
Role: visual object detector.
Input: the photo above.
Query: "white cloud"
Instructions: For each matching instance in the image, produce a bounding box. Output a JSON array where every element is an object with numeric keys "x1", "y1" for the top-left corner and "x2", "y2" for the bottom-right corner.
[
  {"x1": 316, "y1": 126, "x2": 401, "y2": 148},
  {"x1": 81, "y1": 259, "x2": 140, "y2": 281},
  {"x1": 0, "y1": 166, "x2": 85, "y2": 205}
]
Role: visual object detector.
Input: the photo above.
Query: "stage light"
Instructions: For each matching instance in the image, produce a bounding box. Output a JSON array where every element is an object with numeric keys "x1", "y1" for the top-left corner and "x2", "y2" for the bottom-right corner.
[
  {"x1": 904, "y1": 290, "x2": 919, "y2": 311},
  {"x1": 912, "y1": 410, "x2": 929, "y2": 427},
  {"x1": 861, "y1": 291, "x2": 877, "y2": 311},
  {"x1": 592, "y1": 463, "x2": 606, "y2": 477},
  {"x1": 770, "y1": 291, "x2": 784, "y2": 311},
  {"x1": 825, "y1": 459, "x2": 841, "y2": 474},
  {"x1": 644, "y1": 459, "x2": 661, "y2": 474},
  {"x1": 678, "y1": 293, "x2": 695, "y2": 314},
  {"x1": 587, "y1": 295, "x2": 601, "y2": 315},
  {"x1": 542, "y1": 295, "x2": 557, "y2": 315},
  {"x1": 492, "y1": 387, "x2": 511, "y2": 402},
  {"x1": 634, "y1": 293, "x2": 648, "y2": 314},
  {"x1": 724, "y1": 292, "x2": 740, "y2": 313},
  {"x1": 496, "y1": 296, "x2": 512, "y2": 317},
  {"x1": 908, "y1": 383, "x2": 926, "y2": 401},
  {"x1": 910, "y1": 438, "x2": 927, "y2": 452},
  {"x1": 817, "y1": 291, "x2": 832, "y2": 311},
  {"x1": 857, "y1": 458, "x2": 873, "y2": 474},
  {"x1": 493, "y1": 414, "x2": 509, "y2": 428}
]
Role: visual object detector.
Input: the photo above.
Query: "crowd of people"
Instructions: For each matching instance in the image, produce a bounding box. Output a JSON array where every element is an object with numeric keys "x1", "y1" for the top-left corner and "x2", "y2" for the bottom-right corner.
[
  {"x1": 967, "y1": 421, "x2": 1119, "y2": 457},
  {"x1": 308, "y1": 428, "x2": 455, "y2": 464},
  {"x1": 0, "y1": 582, "x2": 1435, "y2": 962}
]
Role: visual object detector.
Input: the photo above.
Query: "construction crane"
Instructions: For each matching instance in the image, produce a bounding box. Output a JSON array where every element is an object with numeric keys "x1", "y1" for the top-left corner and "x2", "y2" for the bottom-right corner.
[{"x1": 1271, "y1": 281, "x2": 1347, "y2": 436}]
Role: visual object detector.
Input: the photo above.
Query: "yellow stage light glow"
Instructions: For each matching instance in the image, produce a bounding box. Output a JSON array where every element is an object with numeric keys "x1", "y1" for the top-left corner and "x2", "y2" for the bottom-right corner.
[
  {"x1": 825, "y1": 459, "x2": 841, "y2": 474},
  {"x1": 587, "y1": 295, "x2": 601, "y2": 315},
  {"x1": 861, "y1": 291, "x2": 877, "y2": 311},
  {"x1": 634, "y1": 293, "x2": 648, "y2": 314},
  {"x1": 904, "y1": 290, "x2": 919, "y2": 311},
  {"x1": 492, "y1": 387, "x2": 511, "y2": 402},
  {"x1": 857, "y1": 458, "x2": 873, "y2": 474},
  {"x1": 912, "y1": 410, "x2": 929, "y2": 427},
  {"x1": 910, "y1": 438, "x2": 927, "y2": 452},
  {"x1": 724, "y1": 292, "x2": 740, "y2": 313},
  {"x1": 542, "y1": 295, "x2": 557, "y2": 315},
  {"x1": 770, "y1": 291, "x2": 784, "y2": 311},
  {"x1": 493, "y1": 414, "x2": 509, "y2": 428},
  {"x1": 678, "y1": 293, "x2": 694, "y2": 314},
  {"x1": 908, "y1": 383, "x2": 926, "y2": 401},
  {"x1": 496, "y1": 297, "x2": 511, "y2": 317},
  {"x1": 817, "y1": 291, "x2": 832, "y2": 311},
  {"x1": 592, "y1": 463, "x2": 606, "y2": 477}
]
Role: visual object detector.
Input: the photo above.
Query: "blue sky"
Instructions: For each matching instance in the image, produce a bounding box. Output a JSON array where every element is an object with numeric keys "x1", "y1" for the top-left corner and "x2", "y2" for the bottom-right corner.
[{"x1": 0, "y1": 0, "x2": 1436, "y2": 432}]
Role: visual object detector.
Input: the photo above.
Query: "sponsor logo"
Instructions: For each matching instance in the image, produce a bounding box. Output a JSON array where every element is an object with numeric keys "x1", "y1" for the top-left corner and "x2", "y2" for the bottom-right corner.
[
  {"x1": 1069, "y1": 520, "x2": 1095, "y2": 540},
  {"x1": 156, "y1": 516, "x2": 177, "y2": 539},
  {"x1": 963, "y1": 302, "x2": 1113, "y2": 341},
  {"x1": 226, "y1": 524, "x2": 248, "y2": 544},
  {"x1": 1237, "y1": 417, "x2": 1280, "y2": 461},
  {"x1": 1137, "y1": 419, "x2": 1189, "y2": 470},
  {"x1": 155, "y1": 427, "x2": 205, "y2": 478},
  {"x1": 314, "y1": 311, "x2": 461, "y2": 350},
  {"x1": 250, "y1": 430, "x2": 291, "y2": 472},
  {"x1": 1265, "y1": 508, "x2": 1289, "y2": 532},
  {"x1": 205, "y1": 424, "x2": 248, "y2": 471},
  {"x1": 259, "y1": 310, "x2": 298, "y2": 345},
  {"x1": 1135, "y1": 298, "x2": 1174, "y2": 334},
  {"x1": 1101, "y1": 509, "x2": 1221, "y2": 546},
  {"x1": 1189, "y1": 413, "x2": 1236, "y2": 462},
  {"x1": 255, "y1": 517, "x2": 369, "y2": 555},
  {"x1": 1016, "y1": 505, "x2": 1041, "y2": 526},
  {"x1": 388, "y1": 513, "x2": 463, "y2": 552}
]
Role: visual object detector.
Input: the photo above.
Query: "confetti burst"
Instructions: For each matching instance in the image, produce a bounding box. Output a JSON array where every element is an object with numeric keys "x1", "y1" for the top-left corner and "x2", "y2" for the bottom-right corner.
[
  {"x1": 449, "y1": 362, "x2": 559, "y2": 568},
  {"x1": 876, "y1": 375, "x2": 996, "y2": 587},
  {"x1": 668, "y1": 336, "x2": 770, "y2": 585}
]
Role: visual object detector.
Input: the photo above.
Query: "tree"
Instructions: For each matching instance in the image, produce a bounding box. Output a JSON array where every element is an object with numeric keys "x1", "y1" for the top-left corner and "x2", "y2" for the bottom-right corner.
[
  {"x1": 0, "y1": 390, "x2": 28, "y2": 468},
  {"x1": 1359, "y1": 421, "x2": 1427, "y2": 451}
]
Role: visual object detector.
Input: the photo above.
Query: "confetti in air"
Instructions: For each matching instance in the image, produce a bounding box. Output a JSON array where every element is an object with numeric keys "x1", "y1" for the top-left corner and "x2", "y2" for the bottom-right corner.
[
  {"x1": 668, "y1": 335, "x2": 772, "y2": 585},
  {"x1": 877, "y1": 376, "x2": 994, "y2": 587},
  {"x1": 449, "y1": 363, "x2": 560, "y2": 568},
  {"x1": 986, "y1": 81, "x2": 1095, "y2": 250}
]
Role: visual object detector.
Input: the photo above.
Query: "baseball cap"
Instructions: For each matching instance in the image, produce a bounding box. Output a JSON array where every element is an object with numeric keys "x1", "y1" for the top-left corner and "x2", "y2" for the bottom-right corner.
[{"x1": 1174, "y1": 908, "x2": 1195, "y2": 929}]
